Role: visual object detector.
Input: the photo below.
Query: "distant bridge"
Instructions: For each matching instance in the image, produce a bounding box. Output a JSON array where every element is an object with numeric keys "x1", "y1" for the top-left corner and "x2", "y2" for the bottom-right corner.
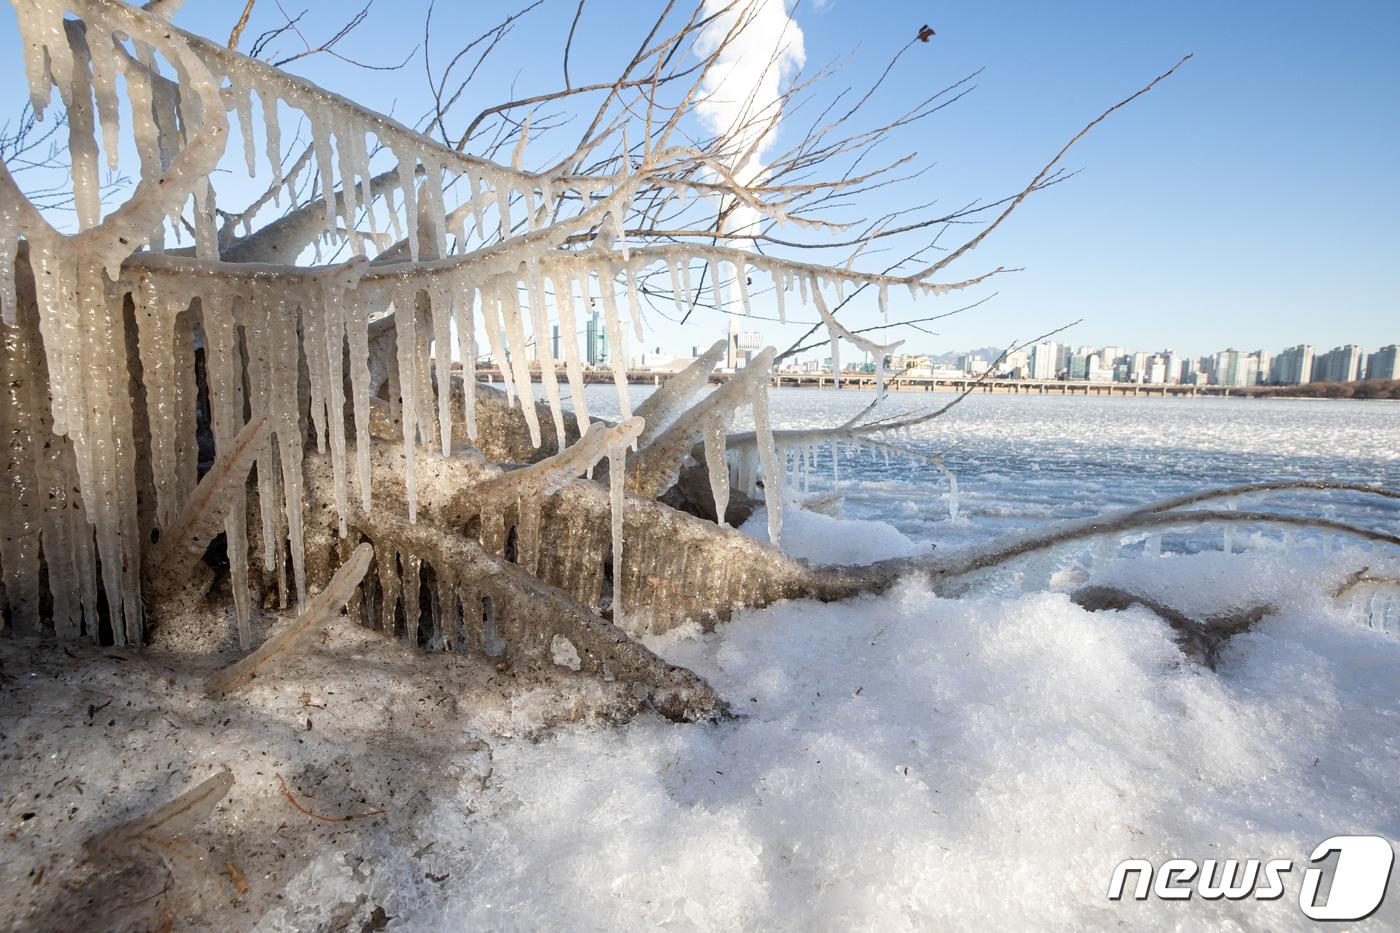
[{"x1": 765, "y1": 374, "x2": 1240, "y2": 397}]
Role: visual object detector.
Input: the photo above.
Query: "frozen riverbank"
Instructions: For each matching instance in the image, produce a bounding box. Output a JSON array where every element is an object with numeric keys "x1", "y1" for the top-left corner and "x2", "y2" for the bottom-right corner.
[{"x1": 3, "y1": 391, "x2": 1397, "y2": 930}]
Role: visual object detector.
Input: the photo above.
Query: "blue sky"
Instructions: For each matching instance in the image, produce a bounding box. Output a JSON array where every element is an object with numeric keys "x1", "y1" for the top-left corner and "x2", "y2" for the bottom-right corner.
[{"x1": 2, "y1": 1, "x2": 1396, "y2": 359}]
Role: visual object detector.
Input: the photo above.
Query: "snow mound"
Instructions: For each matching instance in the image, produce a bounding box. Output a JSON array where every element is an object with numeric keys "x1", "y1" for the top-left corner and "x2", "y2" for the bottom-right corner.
[
  {"x1": 378, "y1": 553, "x2": 1397, "y2": 930},
  {"x1": 740, "y1": 501, "x2": 921, "y2": 564}
]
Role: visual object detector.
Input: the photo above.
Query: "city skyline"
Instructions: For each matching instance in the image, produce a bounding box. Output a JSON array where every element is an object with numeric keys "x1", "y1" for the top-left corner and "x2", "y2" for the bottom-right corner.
[{"x1": 775, "y1": 338, "x2": 1400, "y2": 386}]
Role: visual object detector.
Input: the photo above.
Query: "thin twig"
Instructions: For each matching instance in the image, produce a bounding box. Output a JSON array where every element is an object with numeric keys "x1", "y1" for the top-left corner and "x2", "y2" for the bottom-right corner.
[
  {"x1": 275, "y1": 774, "x2": 385, "y2": 823},
  {"x1": 227, "y1": 0, "x2": 257, "y2": 50}
]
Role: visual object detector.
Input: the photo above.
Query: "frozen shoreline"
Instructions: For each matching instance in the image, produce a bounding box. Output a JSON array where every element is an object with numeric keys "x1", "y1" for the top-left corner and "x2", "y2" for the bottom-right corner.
[{"x1": 4, "y1": 390, "x2": 1397, "y2": 931}]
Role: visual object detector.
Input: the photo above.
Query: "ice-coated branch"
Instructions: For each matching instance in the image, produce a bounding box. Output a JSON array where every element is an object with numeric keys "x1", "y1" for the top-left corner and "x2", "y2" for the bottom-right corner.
[
  {"x1": 204, "y1": 542, "x2": 375, "y2": 696},
  {"x1": 927, "y1": 508, "x2": 1400, "y2": 584},
  {"x1": 633, "y1": 338, "x2": 727, "y2": 449},
  {"x1": 629, "y1": 347, "x2": 776, "y2": 499},
  {"x1": 1137, "y1": 480, "x2": 1400, "y2": 513},
  {"x1": 145, "y1": 417, "x2": 269, "y2": 604},
  {"x1": 86, "y1": 769, "x2": 235, "y2": 859}
]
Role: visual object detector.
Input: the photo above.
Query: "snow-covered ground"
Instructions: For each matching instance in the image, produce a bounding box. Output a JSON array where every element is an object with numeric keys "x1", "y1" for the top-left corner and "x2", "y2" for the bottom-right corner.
[
  {"x1": 6, "y1": 391, "x2": 1398, "y2": 930},
  {"x1": 457, "y1": 387, "x2": 1397, "y2": 930}
]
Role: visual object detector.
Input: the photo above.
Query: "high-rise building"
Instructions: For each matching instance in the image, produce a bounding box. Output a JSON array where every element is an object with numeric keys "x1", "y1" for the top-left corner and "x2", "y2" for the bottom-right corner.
[
  {"x1": 1029, "y1": 341, "x2": 1060, "y2": 380},
  {"x1": 1365, "y1": 345, "x2": 1399, "y2": 381},
  {"x1": 1271, "y1": 344, "x2": 1314, "y2": 385},
  {"x1": 1248, "y1": 350, "x2": 1271, "y2": 386},
  {"x1": 1069, "y1": 352, "x2": 1089, "y2": 380},
  {"x1": 1313, "y1": 345, "x2": 1363, "y2": 382},
  {"x1": 1130, "y1": 351, "x2": 1150, "y2": 383},
  {"x1": 585, "y1": 308, "x2": 608, "y2": 365},
  {"x1": 999, "y1": 349, "x2": 1029, "y2": 378},
  {"x1": 1212, "y1": 349, "x2": 1249, "y2": 387}
]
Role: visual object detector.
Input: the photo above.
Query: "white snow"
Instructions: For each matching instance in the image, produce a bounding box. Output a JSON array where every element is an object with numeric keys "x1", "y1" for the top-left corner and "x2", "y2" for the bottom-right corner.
[{"x1": 284, "y1": 544, "x2": 1399, "y2": 931}]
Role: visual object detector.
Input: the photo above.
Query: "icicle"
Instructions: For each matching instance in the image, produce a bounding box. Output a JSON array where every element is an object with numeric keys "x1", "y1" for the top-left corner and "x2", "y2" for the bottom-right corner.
[
  {"x1": 383, "y1": 182, "x2": 402, "y2": 242},
  {"x1": 403, "y1": 553, "x2": 422, "y2": 644},
  {"x1": 201, "y1": 294, "x2": 254, "y2": 645},
  {"x1": 478, "y1": 283, "x2": 514, "y2": 405},
  {"x1": 669, "y1": 261, "x2": 686, "y2": 315},
  {"x1": 495, "y1": 174, "x2": 512, "y2": 239},
  {"x1": 319, "y1": 278, "x2": 351, "y2": 538},
  {"x1": 498, "y1": 276, "x2": 543, "y2": 447},
  {"x1": 394, "y1": 145, "x2": 421, "y2": 261},
  {"x1": 300, "y1": 293, "x2": 330, "y2": 455},
  {"x1": 412, "y1": 292, "x2": 439, "y2": 464},
  {"x1": 752, "y1": 381, "x2": 783, "y2": 547},
  {"x1": 392, "y1": 293, "x2": 420, "y2": 522},
  {"x1": 264, "y1": 287, "x2": 309, "y2": 609},
  {"x1": 945, "y1": 469, "x2": 961, "y2": 523},
  {"x1": 524, "y1": 261, "x2": 567, "y2": 447},
  {"x1": 133, "y1": 280, "x2": 183, "y2": 528},
  {"x1": 709, "y1": 258, "x2": 726, "y2": 317},
  {"x1": 624, "y1": 266, "x2": 645, "y2": 341},
  {"x1": 259, "y1": 88, "x2": 283, "y2": 193},
  {"x1": 735, "y1": 261, "x2": 751, "y2": 316},
  {"x1": 703, "y1": 412, "x2": 731, "y2": 526},
  {"x1": 679, "y1": 260, "x2": 694, "y2": 308},
  {"x1": 421, "y1": 156, "x2": 450, "y2": 259},
  {"x1": 310, "y1": 109, "x2": 338, "y2": 239},
  {"x1": 344, "y1": 287, "x2": 374, "y2": 512},
  {"x1": 774, "y1": 270, "x2": 786, "y2": 323},
  {"x1": 467, "y1": 169, "x2": 486, "y2": 238},
  {"x1": 191, "y1": 182, "x2": 220, "y2": 260},
  {"x1": 596, "y1": 268, "x2": 632, "y2": 417},
  {"x1": 334, "y1": 125, "x2": 363, "y2": 256},
  {"x1": 0, "y1": 222, "x2": 16, "y2": 325},
  {"x1": 85, "y1": 19, "x2": 122, "y2": 173},
  {"x1": 454, "y1": 285, "x2": 479, "y2": 441},
  {"x1": 240, "y1": 292, "x2": 284, "y2": 585},
  {"x1": 607, "y1": 439, "x2": 627, "y2": 627},
  {"x1": 66, "y1": 40, "x2": 101, "y2": 230},
  {"x1": 430, "y1": 285, "x2": 454, "y2": 454},
  {"x1": 14, "y1": 2, "x2": 72, "y2": 118},
  {"x1": 878, "y1": 282, "x2": 889, "y2": 319},
  {"x1": 548, "y1": 270, "x2": 590, "y2": 428},
  {"x1": 234, "y1": 87, "x2": 257, "y2": 177}
]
